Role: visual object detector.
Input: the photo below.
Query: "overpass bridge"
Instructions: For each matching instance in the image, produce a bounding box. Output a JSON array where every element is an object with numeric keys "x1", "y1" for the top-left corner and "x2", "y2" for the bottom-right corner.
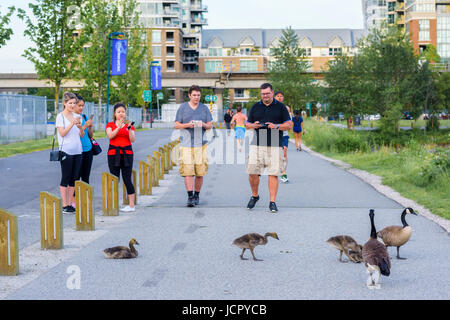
[{"x1": 0, "y1": 71, "x2": 325, "y2": 109}]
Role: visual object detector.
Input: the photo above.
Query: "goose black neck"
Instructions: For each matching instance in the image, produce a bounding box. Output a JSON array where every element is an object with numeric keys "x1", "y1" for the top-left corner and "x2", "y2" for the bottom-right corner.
[
  {"x1": 401, "y1": 210, "x2": 408, "y2": 227},
  {"x1": 370, "y1": 214, "x2": 377, "y2": 239}
]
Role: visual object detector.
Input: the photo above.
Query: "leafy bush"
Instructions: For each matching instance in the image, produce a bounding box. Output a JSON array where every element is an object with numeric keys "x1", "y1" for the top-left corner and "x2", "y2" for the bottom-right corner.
[
  {"x1": 426, "y1": 115, "x2": 440, "y2": 132},
  {"x1": 417, "y1": 148, "x2": 449, "y2": 186}
]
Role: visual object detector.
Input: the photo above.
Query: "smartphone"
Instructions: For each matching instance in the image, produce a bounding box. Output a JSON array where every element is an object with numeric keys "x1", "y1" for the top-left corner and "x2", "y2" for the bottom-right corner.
[
  {"x1": 89, "y1": 114, "x2": 94, "y2": 120},
  {"x1": 128, "y1": 121, "x2": 135, "y2": 129}
]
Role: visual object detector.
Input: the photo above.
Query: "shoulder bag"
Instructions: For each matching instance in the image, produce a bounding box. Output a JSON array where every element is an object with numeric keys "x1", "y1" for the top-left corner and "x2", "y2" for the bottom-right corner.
[{"x1": 83, "y1": 114, "x2": 102, "y2": 156}]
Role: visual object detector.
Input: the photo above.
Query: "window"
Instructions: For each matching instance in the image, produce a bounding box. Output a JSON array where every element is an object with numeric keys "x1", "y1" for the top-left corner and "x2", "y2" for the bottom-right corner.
[
  {"x1": 166, "y1": 61, "x2": 175, "y2": 71},
  {"x1": 208, "y1": 48, "x2": 222, "y2": 56},
  {"x1": 205, "y1": 60, "x2": 222, "y2": 73},
  {"x1": 437, "y1": 15, "x2": 450, "y2": 59},
  {"x1": 152, "y1": 45, "x2": 161, "y2": 57},
  {"x1": 235, "y1": 89, "x2": 245, "y2": 98},
  {"x1": 166, "y1": 31, "x2": 174, "y2": 42},
  {"x1": 303, "y1": 48, "x2": 312, "y2": 56},
  {"x1": 329, "y1": 47, "x2": 342, "y2": 56},
  {"x1": 166, "y1": 46, "x2": 175, "y2": 56},
  {"x1": 240, "y1": 48, "x2": 251, "y2": 56},
  {"x1": 152, "y1": 30, "x2": 161, "y2": 42},
  {"x1": 419, "y1": 20, "x2": 430, "y2": 41},
  {"x1": 240, "y1": 60, "x2": 257, "y2": 72}
]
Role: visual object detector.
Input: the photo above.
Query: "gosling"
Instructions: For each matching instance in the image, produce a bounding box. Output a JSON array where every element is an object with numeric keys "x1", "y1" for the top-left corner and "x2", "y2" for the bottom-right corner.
[
  {"x1": 326, "y1": 235, "x2": 363, "y2": 263},
  {"x1": 377, "y1": 207, "x2": 417, "y2": 260},
  {"x1": 232, "y1": 232, "x2": 279, "y2": 261},
  {"x1": 103, "y1": 238, "x2": 139, "y2": 259}
]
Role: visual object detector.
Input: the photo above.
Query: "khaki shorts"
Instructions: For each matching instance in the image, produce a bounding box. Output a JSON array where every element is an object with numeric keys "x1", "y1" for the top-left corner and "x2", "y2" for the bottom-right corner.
[
  {"x1": 179, "y1": 144, "x2": 209, "y2": 177},
  {"x1": 246, "y1": 145, "x2": 284, "y2": 176}
]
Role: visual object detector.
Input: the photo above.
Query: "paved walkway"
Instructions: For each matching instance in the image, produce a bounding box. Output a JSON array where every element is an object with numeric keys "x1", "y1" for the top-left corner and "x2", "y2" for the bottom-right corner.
[{"x1": 1, "y1": 129, "x2": 449, "y2": 300}]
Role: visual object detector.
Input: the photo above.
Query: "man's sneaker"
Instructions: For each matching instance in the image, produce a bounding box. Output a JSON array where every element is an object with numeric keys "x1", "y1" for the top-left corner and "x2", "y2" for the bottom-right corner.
[
  {"x1": 187, "y1": 196, "x2": 195, "y2": 207},
  {"x1": 247, "y1": 195, "x2": 260, "y2": 209},
  {"x1": 120, "y1": 205, "x2": 135, "y2": 212},
  {"x1": 269, "y1": 202, "x2": 278, "y2": 213},
  {"x1": 194, "y1": 194, "x2": 200, "y2": 205}
]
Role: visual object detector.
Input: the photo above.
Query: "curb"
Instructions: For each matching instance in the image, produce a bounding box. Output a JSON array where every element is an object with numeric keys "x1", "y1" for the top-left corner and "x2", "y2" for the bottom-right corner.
[{"x1": 293, "y1": 139, "x2": 450, "y2": 233}]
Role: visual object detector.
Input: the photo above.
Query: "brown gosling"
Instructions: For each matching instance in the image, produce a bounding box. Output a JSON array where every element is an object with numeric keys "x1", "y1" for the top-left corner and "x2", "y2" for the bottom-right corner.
[
  {"x1": 348, "y1": 248, "x2": 364, "y2": 263},
  {"x1": 103, "y1": 238, "x2": 139, "y2": 259},
  {"x1": 377, "y1": 207, "x2": 417, "y2": 260},
  {"x1": 326, "y1": 235, "x2": 363, "y2": 263},
  {"x1": 362, "y1": 209, "x2": 391, "y2": 289},
  {"x1": 232, "y1": 232, "x2": 279, "y2": 261}
]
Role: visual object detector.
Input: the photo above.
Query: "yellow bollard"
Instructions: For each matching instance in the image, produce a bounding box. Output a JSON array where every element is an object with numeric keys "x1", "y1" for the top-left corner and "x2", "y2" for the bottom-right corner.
[
  {"x1": 164, "y1": 145, "x2": 171, "y2": 172},
  {"x1": 75, "y1": 181, "x2": 95, "y2": 231},
  {"x1": 40, "y1": 192, "x2": 63, "y2": 249},
  {"x1": 153, "y1": 151, "x2": 162, "y2": 181},
  {"x1": 139, "y1": 161, "x2": 152, "y2": 195},
  {"x1": 0, "y1": 208, "x2": 19, "y2": 276},
  {"x1": 123, "y1": 169, "x2": 138, "y2": 205},
  {"x1": 159, "y1": 147, "x2": 166, "y2": 177},
  {"x1": 102, "y1": 172, "x2": 119, "y2": 216}
]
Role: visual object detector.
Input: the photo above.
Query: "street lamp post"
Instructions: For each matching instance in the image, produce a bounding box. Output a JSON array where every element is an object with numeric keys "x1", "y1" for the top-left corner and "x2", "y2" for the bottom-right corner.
[{"x1": 106, "y1": 32, "x2": 125, "y2": 127}]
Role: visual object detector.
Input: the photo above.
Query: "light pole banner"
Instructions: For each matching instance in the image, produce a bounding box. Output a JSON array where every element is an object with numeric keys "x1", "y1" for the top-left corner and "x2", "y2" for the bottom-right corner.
[
  {"x1": 111, "y1": 39, "x2": 128, "y2": 76},
  {"x1": 152, "y1": 65, "x2": 162, "y2": 90}
]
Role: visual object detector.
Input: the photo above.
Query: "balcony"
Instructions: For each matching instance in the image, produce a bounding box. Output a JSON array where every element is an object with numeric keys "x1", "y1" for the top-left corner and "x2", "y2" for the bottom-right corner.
[
  {"x1": 395, "y1": 2, "x2": 405, "y2": 12},
  {"x1": 182, "y1": 43, "x2": 199, "y2": 50},
  {"x1": 191, "y1": 17, "x2": 208, "y2": 25},
  {"x1": 190, "y1": 4, "x2": 208, "y2": 12},
  {"x1": 163, "y1": 9, "x2": 180, "y2": 17},
  {"x1": 182, "y1": 56, "x2": 198, "y2": 64}
]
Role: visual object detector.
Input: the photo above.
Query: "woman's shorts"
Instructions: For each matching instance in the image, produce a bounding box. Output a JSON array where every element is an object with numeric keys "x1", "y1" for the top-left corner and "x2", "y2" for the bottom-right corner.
[
  {"x1": 282, "y1": 136, "x2": 289, "y2": 148},
  {"x1": 179, "y1": 144, "x2": 209, "y2": 177}
]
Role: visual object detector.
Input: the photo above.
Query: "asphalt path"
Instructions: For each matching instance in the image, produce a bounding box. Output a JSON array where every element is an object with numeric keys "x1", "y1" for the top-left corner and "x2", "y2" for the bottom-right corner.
[
  {"x1": 0, "y1": 129, "x2": 175, "y2": 249},
  {"x1": 2, "y1": 129, "x2": 450, "y2": 299}
]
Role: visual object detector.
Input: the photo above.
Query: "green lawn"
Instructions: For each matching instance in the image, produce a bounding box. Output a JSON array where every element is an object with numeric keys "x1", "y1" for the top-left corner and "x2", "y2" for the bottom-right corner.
[
  {"x1": 299, "y1": 120, "x2": 450, "y2": 220},
  {"x1": 326, "y1": 119, "x2": 450, "y2": 128},
  {"x1": 0, "y1": 128, "x2": 149, "y2": 159}
]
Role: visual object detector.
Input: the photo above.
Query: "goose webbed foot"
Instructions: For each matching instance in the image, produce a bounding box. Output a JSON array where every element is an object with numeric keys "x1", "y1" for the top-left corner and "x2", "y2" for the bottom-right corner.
[
  {"x1": 253, "y1": 257, "x2": 263, "y2": 261},
  {"x1": 240, "y1": 256, "x2": 249, "y2": 260},
  {"x1": 396, "y1": 256, "x2": 407, "y2": 260}
]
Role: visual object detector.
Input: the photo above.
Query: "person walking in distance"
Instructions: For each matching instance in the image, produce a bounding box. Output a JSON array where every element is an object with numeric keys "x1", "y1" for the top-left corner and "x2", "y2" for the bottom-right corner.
[
  {"x1": 56, "y1": 92, "x2": 84, "y2": 214},
  {"x1": 74, "y1": 95, "x2": 94, "y2": 184},
  {"x1": 174, "y1": 85, "x2": 213, "y2": 207},
  {"x1": 230, "y1": 105, "x2": 248, "y2": 152},
  {"x1": 246, "y1": 83, "x2": 293, "y2": 213},
  {"x1": 106, "y1": 103, "x2": 136, "y2": 212},
  {"x1": 274, "y1": 91, "x2": 291, "y2": 183},
  {"x1": 224, "y1": 107, "x2": 233, "y2": 136},
  {"x1": 292, "y1": 110, "x2": 305, "y2": 151}
]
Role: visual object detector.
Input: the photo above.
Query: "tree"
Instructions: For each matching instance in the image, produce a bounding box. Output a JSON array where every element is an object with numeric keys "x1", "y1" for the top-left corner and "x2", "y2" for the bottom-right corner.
[
  {"x1": 18, "y1": 0, "x2": 85, "y2": 115},
  {"x1": 112, "y1": 0, "x2": 147, "y2": 108},
  {"x1": 268, "y1": 26, "x2": 316, "y2": 110},
  {"x1": 0, "y1": 6, "x2": 15, "y2": 48},
  {"x1": 435, "y1": 72, "x2": 450, "y2": 113},
  {"x1": 79, "y1": 0, "x2": 122, "y2": 119},
  {"x1": 324, "y1": 55, "x2": 365, "y2": 128},
  {"x1": 356, "y1": 24, "x2": 423, "y2": 134}
]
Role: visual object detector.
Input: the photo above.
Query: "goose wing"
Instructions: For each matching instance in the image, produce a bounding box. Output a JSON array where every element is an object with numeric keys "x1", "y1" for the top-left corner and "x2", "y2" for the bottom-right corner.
[
  {"x1": 103, "y1": 246, "x2": 133, "y2": 258},
  {"x1": 377, "y1": 226, "x2": 405, "y2": 246},
  {"x1": 362, "y1": 239, "x2": 391, "y2": 275}
]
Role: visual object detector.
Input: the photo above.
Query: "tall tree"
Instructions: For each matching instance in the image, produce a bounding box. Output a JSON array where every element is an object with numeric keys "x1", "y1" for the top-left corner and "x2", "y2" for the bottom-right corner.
[
  {"x1": 268, "y1": 26, "x2": 316, "y2": 110},
  {"x1": 113, "y1": 0, "x2": 147, "y2": 108},
  {"x1": 79, "y1": 0, "x2": 122, "y2": 118},
  {"x1": 18, "y1": 0, "x2": 85, "y2": 114},
  {"x1": 0, "y1": 6, "x2": 15, "y2": 48}
]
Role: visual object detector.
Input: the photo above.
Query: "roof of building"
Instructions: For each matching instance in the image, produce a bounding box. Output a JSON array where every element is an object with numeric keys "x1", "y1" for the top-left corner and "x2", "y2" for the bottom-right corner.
[{"x1": 202, "y1": 28, "x2": 367, "y2": 48}]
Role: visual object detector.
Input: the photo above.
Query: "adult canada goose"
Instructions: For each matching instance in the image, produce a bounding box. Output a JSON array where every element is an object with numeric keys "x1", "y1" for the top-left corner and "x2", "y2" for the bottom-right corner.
[
  {"x1": 103, "y1": 238, "x2": 139, "y2": 259},
  {"x1": 326, "y1": 235, "x2": 363, "y2": 263},
  {"x1": 232, "y1": 232, "x2": 279, "y2": 261},
  {"x1": 377, "y1": 207, "x2": 417, "y2": 260},
  {"x1": 362, "y1": 210, "x2": 391, "y2": 289}
]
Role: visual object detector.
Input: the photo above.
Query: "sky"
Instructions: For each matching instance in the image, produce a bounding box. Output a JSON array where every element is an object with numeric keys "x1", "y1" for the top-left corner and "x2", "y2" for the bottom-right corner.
[{"x1": 0, "y1": 0, "x2": 364, "y2": 73}]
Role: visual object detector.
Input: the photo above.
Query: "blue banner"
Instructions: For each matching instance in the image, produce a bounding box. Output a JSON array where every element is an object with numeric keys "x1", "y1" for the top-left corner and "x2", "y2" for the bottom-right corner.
[
  {"x1": 151, "y1": 65, "x2": 162, "y2": 90},
  {"x1": 111, "y1": 39, "x2": 128, "y2": 76}
]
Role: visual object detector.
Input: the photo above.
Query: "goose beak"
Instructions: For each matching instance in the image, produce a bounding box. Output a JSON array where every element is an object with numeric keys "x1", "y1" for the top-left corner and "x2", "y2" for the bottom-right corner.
[
  {"x1": 411, "y1": 211, "x2": 418, "y2": 216},
  {"x1": 136, "y1": 241, "x2": 140, "y2": 245}
]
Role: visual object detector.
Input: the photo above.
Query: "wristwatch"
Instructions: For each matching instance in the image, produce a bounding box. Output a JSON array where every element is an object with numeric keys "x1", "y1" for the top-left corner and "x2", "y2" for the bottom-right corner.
[{"x1": 276, "y1": 124, "x2": 280, "y2": 129}]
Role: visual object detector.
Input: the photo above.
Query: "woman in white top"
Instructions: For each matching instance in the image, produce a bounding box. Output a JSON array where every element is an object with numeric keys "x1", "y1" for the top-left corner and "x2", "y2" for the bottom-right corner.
[{"x1": 56, "y1": 92, "x2": 84, "y2": 214}]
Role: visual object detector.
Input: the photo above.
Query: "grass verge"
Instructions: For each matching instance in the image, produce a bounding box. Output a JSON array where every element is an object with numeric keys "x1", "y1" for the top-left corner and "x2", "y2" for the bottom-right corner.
[
  {"x1": 299, "y1": 120, "x2": 450, "y2": 220},
  {"x1": 0, "y1": 128, "x2": 149, "y2": 159}
]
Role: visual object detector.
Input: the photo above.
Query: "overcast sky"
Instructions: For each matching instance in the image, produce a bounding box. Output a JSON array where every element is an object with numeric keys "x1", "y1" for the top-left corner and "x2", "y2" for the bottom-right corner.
[{"x1": 0, "y1": 0, "x2": 364, "y2": 73}]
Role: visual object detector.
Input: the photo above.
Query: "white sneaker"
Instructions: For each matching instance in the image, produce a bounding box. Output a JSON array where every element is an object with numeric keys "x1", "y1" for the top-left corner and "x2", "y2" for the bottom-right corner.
[{"x1": 120, "y1": 205, "x2": 135, "y2": 212}]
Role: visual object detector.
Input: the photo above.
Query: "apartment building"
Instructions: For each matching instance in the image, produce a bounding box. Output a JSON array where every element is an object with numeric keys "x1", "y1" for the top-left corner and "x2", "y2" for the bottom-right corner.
[
  {"x1": 137, "y1": 0, "x2": 208, "y2": 73},
  {"x1": 199, "y1": 29, "x2": 365, "y2": 74},
  {"x1": 362, "y1": 0, "x2": 450, "y2": 62}
]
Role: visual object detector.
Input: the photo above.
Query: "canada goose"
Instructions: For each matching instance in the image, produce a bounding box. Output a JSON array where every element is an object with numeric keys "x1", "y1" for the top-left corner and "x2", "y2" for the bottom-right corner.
[
  {"x1": 377, "y1": 207, "x2": 417, "y2": 260},
  {"x1": 103, "y1": 238, "x2": 139, "y2": 259},
  {"x1": 362, "y1": 210, "x2": 391, "y2": 289},
  {"x1": 326, "y1": 235, "x2": 363, "y2": 263},
  {"x1": 232, "y1": 232, "x2": 279, "y2": 261},
  {"x1": 348, "y1": 249, "x2": 364, "y2": 263}
]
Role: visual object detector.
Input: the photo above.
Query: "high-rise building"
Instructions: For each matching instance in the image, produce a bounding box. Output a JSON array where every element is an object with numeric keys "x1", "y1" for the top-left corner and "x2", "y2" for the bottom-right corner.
[
  {"x1": 137, "y1": 0, "x2": 208, "y2": 73},
  {"x1": 362, "y1": 0, "x2": 388, "y2": 29}
]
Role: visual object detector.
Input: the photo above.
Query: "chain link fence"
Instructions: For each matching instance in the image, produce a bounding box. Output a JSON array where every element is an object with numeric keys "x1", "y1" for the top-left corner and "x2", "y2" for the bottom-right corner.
[{"x1": 0, "y1": 94, "x2": 47, "y2": 144}]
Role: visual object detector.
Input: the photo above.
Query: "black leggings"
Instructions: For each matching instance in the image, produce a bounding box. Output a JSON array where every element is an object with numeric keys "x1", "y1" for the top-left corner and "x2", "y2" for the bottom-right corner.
[
  {"x1": 108, "y1": 154, "x2": 135, "y2": 195},
  {"x1": 60, "y1": 153, "x2": 82, "y2": 187},
  {"x1": 78, "y1": 149, "x2": 93, "y2": 184}
]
